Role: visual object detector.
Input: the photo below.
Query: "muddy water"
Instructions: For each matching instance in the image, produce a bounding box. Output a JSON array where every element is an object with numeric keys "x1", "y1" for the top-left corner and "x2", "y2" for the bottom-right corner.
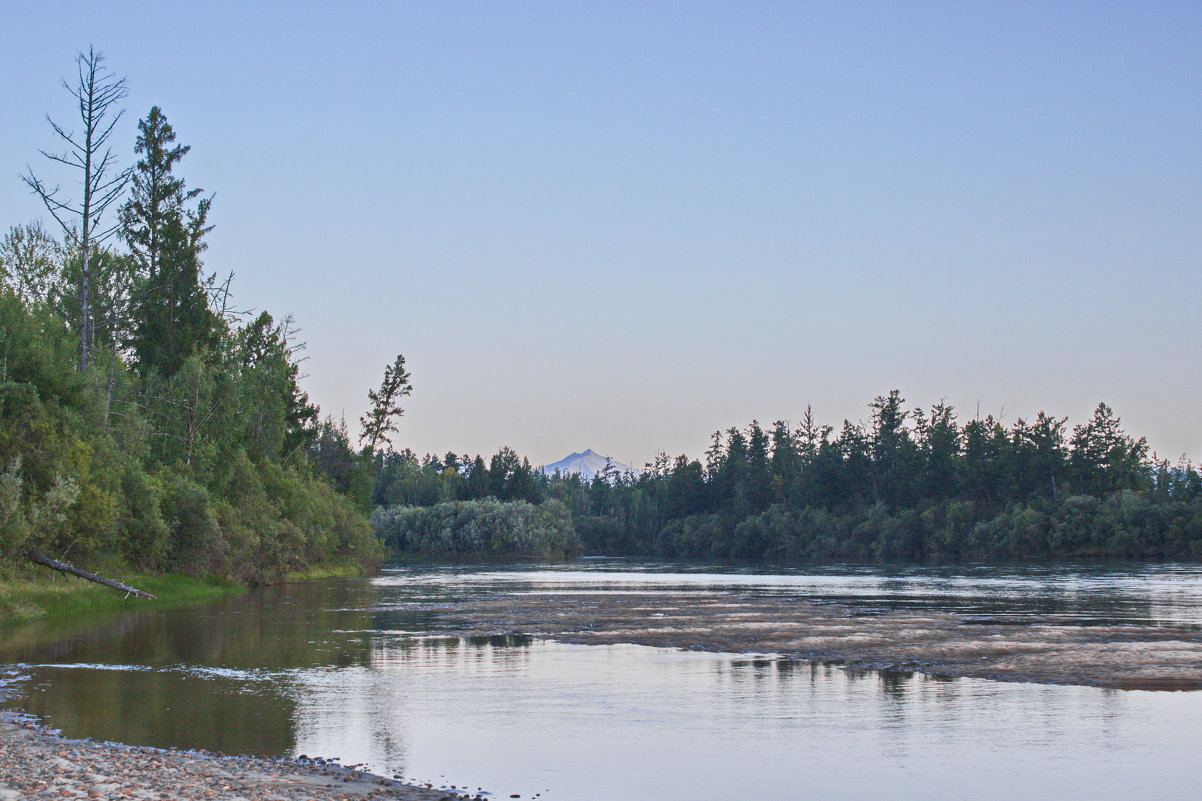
[{"x1": 3, "y1": 560, "x2": 1202, "y2": 800}]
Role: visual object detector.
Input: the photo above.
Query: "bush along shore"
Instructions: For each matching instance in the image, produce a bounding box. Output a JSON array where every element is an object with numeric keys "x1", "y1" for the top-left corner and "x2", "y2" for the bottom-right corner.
[{"x1": 371, "y1": 498, "x2": 581, "y2": 558}]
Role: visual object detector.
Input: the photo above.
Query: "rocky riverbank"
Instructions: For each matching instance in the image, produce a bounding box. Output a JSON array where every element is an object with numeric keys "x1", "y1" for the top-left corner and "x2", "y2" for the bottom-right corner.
[{"x1": 0, "y1": 715, "x2": 482, "y2": 801}]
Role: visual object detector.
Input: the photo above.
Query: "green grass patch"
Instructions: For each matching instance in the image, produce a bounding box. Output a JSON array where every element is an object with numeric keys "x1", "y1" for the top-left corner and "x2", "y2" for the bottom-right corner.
[
  {"x1": 281, "y1": 561, "x2": 372, "y2": 582},
  {"x1": 0, "y1": 567, "x2": 244, "y2": 626}
]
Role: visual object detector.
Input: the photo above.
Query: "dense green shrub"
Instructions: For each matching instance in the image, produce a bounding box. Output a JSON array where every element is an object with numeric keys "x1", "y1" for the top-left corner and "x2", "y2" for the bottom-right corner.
[
  {"x1": 372, "y1": 498, "x2": 581, "y2": 558},
  {"x1": 574, "y1": 515, "x2": 631, "y2": 554}
]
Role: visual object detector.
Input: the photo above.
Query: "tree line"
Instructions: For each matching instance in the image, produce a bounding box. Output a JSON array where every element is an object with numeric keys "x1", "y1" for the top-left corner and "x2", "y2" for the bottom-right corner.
[
  {"x1": 8, "y1": 50, "x2": 1199, "y2": 571},
  {"x1": 371, "y1": 391, "x2": 1202, "y2": 561},
  {"x1": 1, "y1": 49, "x2": 408, "y2": 582}
]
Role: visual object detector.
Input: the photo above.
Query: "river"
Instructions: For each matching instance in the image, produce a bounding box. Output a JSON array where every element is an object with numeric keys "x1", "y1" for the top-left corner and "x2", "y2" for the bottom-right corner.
[{"x1": 3, "y1": 559, "x2": 1201, "y2": 800}]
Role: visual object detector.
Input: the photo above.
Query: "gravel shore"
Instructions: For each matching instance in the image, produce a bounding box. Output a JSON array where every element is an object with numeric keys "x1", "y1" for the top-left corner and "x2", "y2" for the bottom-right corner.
[{"x1": 0, "y1": 714, "x2": 483, "y2": 801}]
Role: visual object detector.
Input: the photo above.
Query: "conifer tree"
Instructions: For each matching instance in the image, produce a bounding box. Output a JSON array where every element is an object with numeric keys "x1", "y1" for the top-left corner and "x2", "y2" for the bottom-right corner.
[
  {"x1": 360, "y1": 355, "x2": 413, "y2": 452},
  {"x1": 121, "y1": 107, "x2": 217, "y2": 376},
  {"x1": 122, "y1": 107, "x2": 192, "y2": 281}
]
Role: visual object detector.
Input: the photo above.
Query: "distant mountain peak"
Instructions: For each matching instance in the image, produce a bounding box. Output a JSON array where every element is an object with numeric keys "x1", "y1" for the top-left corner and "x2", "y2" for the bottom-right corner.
[{"x1": 541, "y1": 449, "x2": 637, "y2": 480}]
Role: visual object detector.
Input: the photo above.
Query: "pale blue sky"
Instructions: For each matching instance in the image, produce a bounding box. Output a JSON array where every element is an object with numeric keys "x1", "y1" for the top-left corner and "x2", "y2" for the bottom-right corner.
[{"x1": 3, "y1": 1, "x2": 1200, "y2": 467}]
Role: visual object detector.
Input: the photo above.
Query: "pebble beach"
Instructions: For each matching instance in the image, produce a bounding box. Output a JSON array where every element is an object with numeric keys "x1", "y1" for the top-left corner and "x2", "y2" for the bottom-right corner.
[{"x1": 0, "y1": 715, "x2": 482, "y2": 801}]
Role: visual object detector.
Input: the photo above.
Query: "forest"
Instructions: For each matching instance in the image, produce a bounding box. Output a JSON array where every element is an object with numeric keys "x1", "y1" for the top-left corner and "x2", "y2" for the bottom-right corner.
[
  {"x1": 0, "y1": 50, "x2": 391, "y2": 583},
  {"x1": 6, "y1": 51, "x2": 1202, "y2": 577},
  {"x1": 371, "y1": 392, "x2": 1202, "y2": 561}
]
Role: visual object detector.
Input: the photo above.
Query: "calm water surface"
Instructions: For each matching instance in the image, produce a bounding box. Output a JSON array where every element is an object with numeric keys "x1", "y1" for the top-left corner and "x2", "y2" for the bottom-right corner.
[{"x1": 3, "y1": 560, "x2": 1202, "y2": 800}]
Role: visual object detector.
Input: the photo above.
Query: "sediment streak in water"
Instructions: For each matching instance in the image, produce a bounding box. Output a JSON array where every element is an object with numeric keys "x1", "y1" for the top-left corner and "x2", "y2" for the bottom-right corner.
[{"x1": 401, "y1": 591, "x2": 1202, "y2": 690}]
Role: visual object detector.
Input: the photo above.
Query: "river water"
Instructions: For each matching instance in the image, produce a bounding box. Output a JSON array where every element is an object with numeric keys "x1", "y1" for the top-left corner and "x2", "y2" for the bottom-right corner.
[{"x1": 3, "y1": 559, "x2": 1202, "y2": 800}]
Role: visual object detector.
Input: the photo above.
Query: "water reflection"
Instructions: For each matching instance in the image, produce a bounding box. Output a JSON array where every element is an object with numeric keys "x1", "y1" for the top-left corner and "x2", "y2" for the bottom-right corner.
[
  {"x1": 13, "y1": 663, "x2": 296, "y2": 754},
  {"x1": 2, "y1": 563, "x2": 1202, "y2": 800},
  {"x1": 375, "y1": 559, "x2": 1202, "y2": 626},
  {"x1": 0, "y1": 579, "x2": 382, "y2": 670}
]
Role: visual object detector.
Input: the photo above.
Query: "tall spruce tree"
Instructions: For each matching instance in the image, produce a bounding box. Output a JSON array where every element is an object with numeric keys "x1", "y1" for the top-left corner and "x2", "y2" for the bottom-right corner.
[
  {"x1": 121, "y1": 107, "x2": 217, "y2": 376},
  {"x1": 122, "y1": 107, "x2": 191, "y2": 281}
]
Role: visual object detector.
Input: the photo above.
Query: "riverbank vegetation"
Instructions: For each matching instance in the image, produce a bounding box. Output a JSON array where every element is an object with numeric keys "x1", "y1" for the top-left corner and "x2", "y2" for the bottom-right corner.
[
  {"x1": 1, "y1": 50, "x2": 386, "y2": 591},
  {"x1": 372, "y1": 498, "x2": 579, "y2": 557},
  {"x1": 371, "y1": 392, "x2": 1202, "y2": 561},
  {"x1": 0, "y1": 568, "x2": 241, "y2": 624}
]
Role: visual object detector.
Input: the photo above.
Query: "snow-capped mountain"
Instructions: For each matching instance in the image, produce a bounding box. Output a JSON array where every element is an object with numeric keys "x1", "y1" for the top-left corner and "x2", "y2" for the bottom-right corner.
[{"x1": 541, "y1": 449, "x2": 638, "y2": 480}]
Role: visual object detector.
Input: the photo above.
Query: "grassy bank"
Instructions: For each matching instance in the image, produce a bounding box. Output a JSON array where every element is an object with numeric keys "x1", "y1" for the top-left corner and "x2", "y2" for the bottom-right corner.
[
  {"x1": 282, "y1": 561, "x2": 374, "y2": 582},
  {"x1": 0, "y1": 557, "x2": 381, "y2": 626},
  {"x1": 0, "y1": 568, "x2": 244, "y2": 626}
]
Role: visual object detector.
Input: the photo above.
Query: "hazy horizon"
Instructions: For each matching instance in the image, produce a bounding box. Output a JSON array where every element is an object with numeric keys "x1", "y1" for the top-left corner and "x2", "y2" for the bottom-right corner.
[{"x1": 3, "y1": 1, "x2": 1200, "y2": 468}]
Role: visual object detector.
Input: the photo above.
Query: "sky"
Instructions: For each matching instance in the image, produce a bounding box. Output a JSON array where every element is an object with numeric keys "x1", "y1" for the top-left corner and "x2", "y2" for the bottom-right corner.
[{"x1": 2, "y1": 1, "x2": 1200, "y2": 468}]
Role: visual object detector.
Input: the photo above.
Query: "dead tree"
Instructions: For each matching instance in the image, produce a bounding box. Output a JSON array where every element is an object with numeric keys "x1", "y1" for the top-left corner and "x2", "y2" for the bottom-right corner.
[
  {"x1": 28, "y1": 552, "x2": 156, "y2": 600},
  {"x1": 22, "y1": 46, "x2": 131, "y2": 373}
]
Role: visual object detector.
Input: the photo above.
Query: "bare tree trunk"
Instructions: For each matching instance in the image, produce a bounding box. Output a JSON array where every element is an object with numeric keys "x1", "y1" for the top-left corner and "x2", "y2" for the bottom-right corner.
[
  {"x1": 28, "y1": 552, "x2": 156, "y2": 599},
  {"x1": 80, "y1": 245, "x2": 90, "y2": 371},
  {"x1": 21, "y1": 47, "x2": 130, "y2": 374},
  {"x1": 78, "y1": 55, "x2": 96, "y2": 373}
]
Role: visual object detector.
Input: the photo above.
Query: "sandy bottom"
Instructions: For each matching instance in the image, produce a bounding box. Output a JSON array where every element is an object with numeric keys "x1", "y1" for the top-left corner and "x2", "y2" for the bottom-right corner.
[
  {"x1": 0, "y1": 715, "x2": 482, "y2": 801},
  {"x1": 405, "y1": 591, "x2": 1202, "y2": 690}
]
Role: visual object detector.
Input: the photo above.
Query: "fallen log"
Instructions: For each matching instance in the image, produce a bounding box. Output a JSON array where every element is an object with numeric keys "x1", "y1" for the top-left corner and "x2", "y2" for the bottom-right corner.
[{"x1": 27, "y1": 552, "x2": 157, "y2": 600}]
